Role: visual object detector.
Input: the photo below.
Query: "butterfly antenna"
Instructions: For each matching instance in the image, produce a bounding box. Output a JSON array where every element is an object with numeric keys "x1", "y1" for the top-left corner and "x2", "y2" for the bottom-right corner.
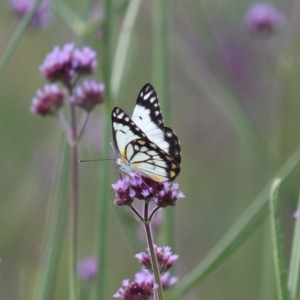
[{"x1": 79, "y1": 158, "x2": 115, "y2": 163}]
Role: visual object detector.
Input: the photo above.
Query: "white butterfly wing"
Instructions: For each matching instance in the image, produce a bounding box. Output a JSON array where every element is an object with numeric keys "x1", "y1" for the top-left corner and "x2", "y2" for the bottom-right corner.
[
  {"x1": 111, "y1": 84, "x2": 181, "y2": 182},
  {"x1": 131, "y1": 84, "x2": 169, "y2": 152}
]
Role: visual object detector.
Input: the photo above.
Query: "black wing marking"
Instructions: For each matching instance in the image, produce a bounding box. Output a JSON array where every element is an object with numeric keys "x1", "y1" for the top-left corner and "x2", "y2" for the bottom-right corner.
[{"x1": 164, "y1": 127, "x2": 181, "y2": 165}]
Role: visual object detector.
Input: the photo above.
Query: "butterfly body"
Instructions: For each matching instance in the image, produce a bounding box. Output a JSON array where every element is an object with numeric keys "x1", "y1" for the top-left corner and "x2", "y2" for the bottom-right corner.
[{"x1": 112, "y1": 84, "x2": 181, "y2": 182}]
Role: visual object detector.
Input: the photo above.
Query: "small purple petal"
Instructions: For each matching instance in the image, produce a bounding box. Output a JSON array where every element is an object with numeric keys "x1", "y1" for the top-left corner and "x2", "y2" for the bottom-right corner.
[{"x1": 77, "y1": 256, "x2": 98, "y2": 281}]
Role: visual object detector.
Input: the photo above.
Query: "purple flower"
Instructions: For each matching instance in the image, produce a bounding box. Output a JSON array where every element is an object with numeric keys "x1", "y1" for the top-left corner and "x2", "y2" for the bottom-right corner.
[
  {"x1": 30, "y1": 84, "x2": 65, "y2": 116},
  {"x1": 77, "y1": 256, "x2": 98, "y2": 281},
  {"x1": 40, "y1": 43, "x2": 76, "y2": 83},
  {"x1": 113, "y1": 270, "x2": 154, "y2": 299},
  {"x1": 153, "y1": 182, "x2": 185, "y2": 208},
  {"x1": 136, "y1": 245, "x2": 178, "y2": 274},
  {"x1": 245, "y1": 3, "x2": 285, "y2": 35},
  {"x1": 112, "y1": 175, "x2": 184, "y2": 207},
  {"x1": 72, "y1": 47, "x2": 98, "y2": 75},
  {"x1": 112, "y1": 176, "x2": 135, "y2": 206},
  {"x1": 113, "y1": 269, "x2": 176, "y2": 299},
  {"x1": 71, "y1": 80, "x2": 105, "y2": 111},
  {"x1": 40, "y1": 44, "x2": 97, "y2": 83},
  {"x1": 10, "y1": 0, "x2": 52, "y2": 28}
]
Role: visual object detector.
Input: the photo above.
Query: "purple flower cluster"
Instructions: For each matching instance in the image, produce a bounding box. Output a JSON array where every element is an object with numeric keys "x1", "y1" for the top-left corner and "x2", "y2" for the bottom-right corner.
[
  {"x1": 153, "y1": 182, "x2": 185, "y2": 208},
  {"x1": 112, "y1": 175, "x2": 184, "y2": 208},
  {"x1": 114, "y1": 269, "x2": 177, "y2": 299},
  {"x1": 77, "y1": 255, "x2": 98, "y2": 281},
  {"x1": 10, "y1": 0, "x2": 52, "y2": 29},
  {"x1": 71, "y1": 80, "x2": 105, "y2": 111},
  {"x1": 136, "y1": 246, "x2": 178, "y2": 274},
  {"x1": 31, "y1": 43, "x2": 104, "y2": 117},
  {"x1": 245, "y1": 3, "x2": 285, "y2": 35},
  {"x1": 40, "y1": 43, "x2": 97, "y2": 83},
  {"x1": 31, "y1": 84, "x2": 65, "y2": 116}
]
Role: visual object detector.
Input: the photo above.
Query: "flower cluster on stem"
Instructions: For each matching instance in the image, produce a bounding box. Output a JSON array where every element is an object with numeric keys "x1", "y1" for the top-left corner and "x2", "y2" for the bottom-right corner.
[
  {"x1": 112, "y1": 174, "x2": 184, "y2": 299},
  {"x1": 31, "y1": 43, "x2": 105, "y2": 145},
  {"x1": 31, "y1": 43, "x2": 104, "y2": 300}
]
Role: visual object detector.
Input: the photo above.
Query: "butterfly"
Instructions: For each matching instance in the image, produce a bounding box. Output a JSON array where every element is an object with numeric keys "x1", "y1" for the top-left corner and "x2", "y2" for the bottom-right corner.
[{"x1": 111, "y1": 83, "x2": 181, "y2": 182}]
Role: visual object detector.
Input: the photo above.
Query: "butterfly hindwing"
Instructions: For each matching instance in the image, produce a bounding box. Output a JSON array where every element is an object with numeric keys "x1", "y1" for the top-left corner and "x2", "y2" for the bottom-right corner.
[
  {"x1": 163, "y1": 127, "x2": 181, "y2": 165},
  {"x1": 125, "y1": 139, "x2": 180, "y2": 182}
]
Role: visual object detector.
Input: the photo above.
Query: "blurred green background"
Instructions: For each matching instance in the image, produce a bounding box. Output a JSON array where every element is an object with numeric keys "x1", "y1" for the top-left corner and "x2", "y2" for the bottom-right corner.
[{"x1": 0, "y1": 0, "x2": 299, "y2": 299}]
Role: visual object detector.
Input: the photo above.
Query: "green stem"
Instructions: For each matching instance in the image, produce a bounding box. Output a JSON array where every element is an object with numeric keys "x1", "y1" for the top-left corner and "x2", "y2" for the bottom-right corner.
[
  {"x1": 69, "y1": 100, "x2": 79, "y2": 300},
  {"x1": 76, "y1": 112, "x2": 90, "y2": 143},
  {"x1": 50, "y1": 0, "x2": 86, "y2": 36},
  {"x1": 0, "y1": 0, "x2": 42, "y2": 77},
  {"x1": 35, "y1": 140, "x2": 70, "y2": 300},
  {"x1": 269, "y1": 179, "x2": 290, "y2": 300},
  {"x1": 111, "y1": 0, "x2": 142, "y2": 99},
  {"x1": 288, "y1": 187, "x2": 300, "y2": 300},
  {"x1": 144, "y1": 202, "x2": 164, "y2": 300},
  {"x1": 95, "y1": 0, "x2": 114, "y2": 298},
  {"x1": 152, "y1": 0, "x2": 174, "y2": 249}
]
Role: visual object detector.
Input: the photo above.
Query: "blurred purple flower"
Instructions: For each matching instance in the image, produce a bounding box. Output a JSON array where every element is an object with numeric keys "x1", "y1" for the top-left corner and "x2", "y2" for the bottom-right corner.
[
  {"x1": 40, "y1": 43, "x2": 76, "y2": 83},
  {"x1": 40, "y1": 44, "x2": 97, "y2": 84},
  {"x1": 31, "y1": 84, "x2": 65, "y2": 116},
  {"x1": 77, "y1": 255, "x2": 98, "y2": 281},
  {"x1": 160, "y1": 271, "x2": 178, "y2": 289},
  {"x1": 10, "y1": 0, "x2": 52, "y2": 28},
  {"x1": 293, "y1": 209, "x2": 299, "y2": 218},
  {"x1": 136, "y1": 245, "x2": 178, "y2": 274},
  {"x1": 71, "y1": 80, "x2": 105, "y2": 111},
  {"x1": 245, "y1": 3, "x2": 285, "y2": 35}
]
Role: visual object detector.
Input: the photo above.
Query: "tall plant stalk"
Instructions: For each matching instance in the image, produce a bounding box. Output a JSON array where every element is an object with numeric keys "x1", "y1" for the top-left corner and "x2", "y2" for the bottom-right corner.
[{"x1": 68, "y1": 96, "x2": 79, "y2": 300}]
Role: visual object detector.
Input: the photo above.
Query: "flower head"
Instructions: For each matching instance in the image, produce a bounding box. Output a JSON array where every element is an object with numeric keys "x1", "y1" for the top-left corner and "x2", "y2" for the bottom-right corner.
[
  {"x1": 40, "y1": 44, "x2": 97, "y2": 83},
  {"x1": 31, "y1": 84, "x2": 65, "y2": 116},
  {"x1": 112, "y1": 176, "x2": 136, "y2": 206},
  {"x1": 72, "y1": 47, "x2": 98, "y2": 75},
  {"x1": 71, "y1": 80, "x2": 105, "y2": 111},
  {"x1": 10, "y1": 0, "x2": 52, "y2": 28},
  {"x1": 153, "y1": 182, "x2": 185, "y2": 208},
  {"x1": 113, "y1": 270, "x2": 154, "y2": 299},
  {"x1": 245, "y1": 3, "x2": 285, "y2": 35},
  {"x1": 40, "y1": 43, "x2": 76, "y2": 83},
  {"x1": 77, "y1": 255, "x2": 98, "y2": 281},
  {"x1": 113, "y1": 269, "x2": 176, "y2": 299},
  {"x1": 136, "y1": 246, "x2": 178, "y2": 274},
  {"x1": 112, "y1": 175, "x2": 184, "y2": 208}
]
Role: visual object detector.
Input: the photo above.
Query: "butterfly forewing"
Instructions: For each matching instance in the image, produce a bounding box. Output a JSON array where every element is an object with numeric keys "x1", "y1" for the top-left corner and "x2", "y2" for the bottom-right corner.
[
  {"x1": 131, "y1": 84, "x2": 172, "y2": 153},
  {"x1": 112, "y1": 107, "x2": 147, "y2": 156}
]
